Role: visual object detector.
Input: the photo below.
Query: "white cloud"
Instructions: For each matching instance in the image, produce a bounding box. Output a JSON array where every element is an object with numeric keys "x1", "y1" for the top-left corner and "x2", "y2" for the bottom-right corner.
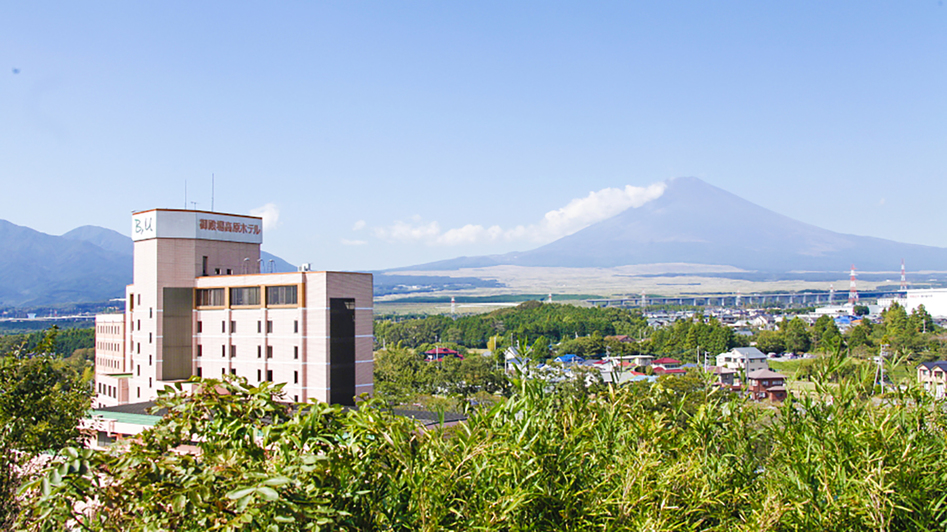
[
  {"x1": 341, "y1": 239, "x2": 367, "y2": 246},
  {"x1": 370, "y1": 181, "x2": 666, "y2": 246},
  {"x1": 352, "y1": 220, "x2": 366, "y2": 231},
  {"x1": 250, "y1": 203, "x2": 281, "y2": 231}
]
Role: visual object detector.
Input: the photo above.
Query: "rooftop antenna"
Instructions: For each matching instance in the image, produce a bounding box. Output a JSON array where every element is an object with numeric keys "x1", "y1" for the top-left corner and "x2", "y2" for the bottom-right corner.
[
  {"x1": 900, "y1": 259, "x2": 908, "y2": 291},
  {"x1": 184, "y1": 180, "x2": 188, "y2": 209},
  {"x1": 848, "y1": 264, "x2": 859, "y2": 305},
  {"x1": 211, "y1": 173, "x2": 215, "y2": 212},
  {"x1": 190, "y1": 201, "x2": 198, "y2": 210}
]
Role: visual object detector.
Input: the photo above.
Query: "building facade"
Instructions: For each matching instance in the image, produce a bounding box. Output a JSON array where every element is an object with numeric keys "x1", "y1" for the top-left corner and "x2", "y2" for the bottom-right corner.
[{"x1": 94, "y1": 208, "x2": 373, "y2": 408}]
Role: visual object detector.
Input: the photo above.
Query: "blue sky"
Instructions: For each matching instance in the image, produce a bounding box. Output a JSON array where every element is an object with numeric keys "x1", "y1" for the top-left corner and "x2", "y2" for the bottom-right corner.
[{"x1": 2, "y1": 2, "x2": 945, "y2": 271}]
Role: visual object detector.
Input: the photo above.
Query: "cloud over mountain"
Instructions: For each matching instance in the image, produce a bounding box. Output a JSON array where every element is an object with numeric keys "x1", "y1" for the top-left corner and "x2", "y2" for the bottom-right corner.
[{"x1": 369, "y1": 182, "x2": 667, "y2": 246}]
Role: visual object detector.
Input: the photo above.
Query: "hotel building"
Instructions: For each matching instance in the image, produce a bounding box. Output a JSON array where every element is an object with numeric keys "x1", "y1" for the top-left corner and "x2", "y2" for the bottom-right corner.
[{"x1": 93, "y1": 208, "x2": 373, "y2": 409}]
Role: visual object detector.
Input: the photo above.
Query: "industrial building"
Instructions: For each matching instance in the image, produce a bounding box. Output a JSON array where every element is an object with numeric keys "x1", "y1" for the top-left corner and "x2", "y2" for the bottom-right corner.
[{"x1": 93, "y1": 208, "x2": 373, "y2": 410}]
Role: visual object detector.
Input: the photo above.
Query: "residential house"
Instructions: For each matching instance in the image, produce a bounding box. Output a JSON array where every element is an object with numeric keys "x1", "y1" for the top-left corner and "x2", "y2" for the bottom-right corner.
[
  {"x1": 917, "y1": 361, "x2": 947, "y2": 399},
  {"x1": 716, "y1": 347, "x2": 768, "y2": 374},
  {"x1": 706, "y1": 365, "x2": 737, "y2": 387},
  {"x1": 746, "y1": 369, "x2": 787, "y2": 402},
  {"x1": 424, "y1": 347, "x2": 461, "y2": 361},
  {"x1": 652, "y1": 357, "x2": 682, "y2": 370}
]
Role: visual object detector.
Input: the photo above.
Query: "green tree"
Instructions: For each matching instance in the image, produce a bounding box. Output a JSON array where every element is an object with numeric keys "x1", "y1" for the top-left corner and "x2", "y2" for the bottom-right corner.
[
  {"x1": 0, "y1": 327, "x2": 92, "y2": 527},
  {"x1": 755, "y1": 330, "x2": 785, "y2": 354},
  {"x1": 781, "y1": 317, "x2": 811, "y2": 353},
  {"x1": 810, "y1": 315, "x2": 841, "y2": 352}
]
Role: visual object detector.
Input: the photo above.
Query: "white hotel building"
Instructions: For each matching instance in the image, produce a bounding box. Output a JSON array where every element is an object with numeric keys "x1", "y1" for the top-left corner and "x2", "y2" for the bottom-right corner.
[{"x1": 93, "y1": 208, "x2": 373, "y2": 409}]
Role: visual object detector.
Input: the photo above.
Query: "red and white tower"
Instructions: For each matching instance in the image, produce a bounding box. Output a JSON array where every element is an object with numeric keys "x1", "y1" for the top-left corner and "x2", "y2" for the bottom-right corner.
[
  {"x1": 900, "y1": 259, "x2": 908, "y2": 291},
  {"x1": 848, "y1": 264, "x2": 859, "y2": 305}
]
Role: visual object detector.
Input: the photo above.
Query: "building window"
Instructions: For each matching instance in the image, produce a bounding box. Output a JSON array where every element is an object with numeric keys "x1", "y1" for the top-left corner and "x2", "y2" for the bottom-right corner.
[
  {"x1": 221, "y1": 368, "x2": 225, "y2": 375},
  {"x1": 148, "y1": 377, "x2": 152, "y2": 388},
  {"x1": 137, "y1": 294, "x2": 141, "y2": 306},
  {"x1": 230, "y1": 368, "x2": 236, "y2": 375},
  {"x1": 230, "y1": 345, "x2": 236, "y2": 358},
  {"x1": 137, "y1": 365, "x2": 140, "y2": 376},
  {"x1": 230, "y1": 287, "x2": 261, "y2": 306},
  {"x1": 149, "y1": 355, "x2": 152, "y2": 366},
  {"x1": 197, "y1": 367, "x2": 202, "y2": 377},
  {"x1": 257, "y1": 346, "x2": 261, "y2": 358},
  {"x1": 266, "y1": 346, "x2": 273, "y2": 358},
  {"x1": 294, "y1": 395, "x2": 298, "y2": 403},
  {"x1": 137, "y1": 343, "x2": 140, "y2": 354},
  {"x1": 149, "y1": 308, "x2": 153, "y2": 319},
  {"x1": 129, "y1": 293, "x2": 134, "y2": 310},
  {"x1": 202, "y1": 256, "x2": 208, "y2": 276},
  {"x1": 197, "y1": 345, "x2": 202, "y2": 357},
  {"x1": 257, "y1": 369, "x2": 261, "y2": 381},
  {"x1": 266, "y1": 320, "x2": 273, "y2": 333},
  {"x1": 294, "y1": 320, "x2": 299, "y2": 333},
  {"x1": 294, "y1": 371, "x2": 298, "y2": 384},
  {"x1": 294, "y1": 346, "x2": 299, "y2": 359},
  {"x1": 197, "y1": 321, "x2": 203, "y2": 333},
  {"x1": 266, "y1": 285, "x2": 298, "y2": 306},
  {"x1": 138, "y1": 320, "x2": 141, "y2": 330},
  {"x1": 196, "y1": 288, "x2": 225, "y2": 307},
  {"x1": 266, "y1": 370, "x2": 273, "y2": 382},
  {"x1": 221, "y1": 321, "x2": 226, "y2": 333},
  {"x1": 222, "y1": 345, "x2": 226, "y2": 357},
  {"x1": 226, "y1": 269, "x2": 232, "y2": 275},
  {"x1": 257, "y1": 321, "x2": 261, "y2": 333},
  {"x1": 149, "y1": 333, "x2": 152, "y2": 343},
  {"x1": 137, "y1": 387, "x2": 140, "y2": 398}
]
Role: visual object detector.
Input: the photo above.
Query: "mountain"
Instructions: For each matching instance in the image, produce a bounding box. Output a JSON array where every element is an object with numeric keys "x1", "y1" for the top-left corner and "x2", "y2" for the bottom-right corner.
[
  {"x1": 261, "y1": 251, "x2": 296, "y2": 273},
  {"x1": 63, "y1": 225, "x2": 133, "y2": 256},
  {"x1": 398, "y1": 177, "x2": 947, "y2": 273},
  {"x1": 0, "y1": 221, "x2": 297, "y2": 307},
  {"x1": 0, "y1": 220, "x2": 133, "y2": 307}
]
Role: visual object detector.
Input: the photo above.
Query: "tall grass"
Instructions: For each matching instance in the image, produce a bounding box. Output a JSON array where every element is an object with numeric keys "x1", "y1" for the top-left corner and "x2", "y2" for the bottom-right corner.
[{"x1": 18, "y1": 355, "x2": 947, "y2": 531}]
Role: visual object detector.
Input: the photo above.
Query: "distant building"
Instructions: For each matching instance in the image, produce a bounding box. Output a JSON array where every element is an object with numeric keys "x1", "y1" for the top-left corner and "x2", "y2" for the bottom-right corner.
[
  {"x1": 716, "y1": 347, "x2": 768, "y2": 373},
  {"x1": 93, "y1": 208, "x2": 373, "y2": 411}
]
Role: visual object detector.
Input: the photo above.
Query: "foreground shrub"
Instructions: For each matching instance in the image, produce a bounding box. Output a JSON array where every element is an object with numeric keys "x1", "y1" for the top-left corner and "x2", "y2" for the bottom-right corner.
[{"x1": 17, "y1": 356, "x2": 947, "y2": 531}]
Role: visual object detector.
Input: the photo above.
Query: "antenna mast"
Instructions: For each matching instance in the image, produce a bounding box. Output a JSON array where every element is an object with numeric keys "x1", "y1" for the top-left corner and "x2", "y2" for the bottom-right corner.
[
  {"x1": 900, "y1": 259, "x2": 908, "y2": 291},
  {"x1": 211, "y1": 173, "x2": 215, "y2": 212},
  {"x1": 848, "y1": 264, "x2": 859, "y2": 305}
]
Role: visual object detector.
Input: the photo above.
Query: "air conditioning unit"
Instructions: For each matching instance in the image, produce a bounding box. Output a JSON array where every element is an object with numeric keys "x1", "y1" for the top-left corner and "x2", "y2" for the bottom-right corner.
[{"x1": 298, "y1": 263, "x2": 311, "y2": 272}]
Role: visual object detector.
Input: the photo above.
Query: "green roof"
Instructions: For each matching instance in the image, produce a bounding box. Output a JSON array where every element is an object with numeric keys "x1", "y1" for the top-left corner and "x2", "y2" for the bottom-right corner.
[{"x1": 88, "y1": 409, "x2": 161, "y2": 428}]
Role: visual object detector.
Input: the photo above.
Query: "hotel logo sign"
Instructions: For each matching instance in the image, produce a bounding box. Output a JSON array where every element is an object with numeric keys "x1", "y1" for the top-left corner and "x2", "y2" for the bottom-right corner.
[{"x1": 132, "y1": 210, "x2": 263, "y2": 244}]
